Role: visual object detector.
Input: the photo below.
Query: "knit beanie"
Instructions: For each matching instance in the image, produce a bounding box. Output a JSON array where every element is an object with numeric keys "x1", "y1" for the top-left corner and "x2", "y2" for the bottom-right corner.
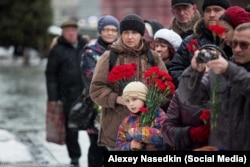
[
  {"x1": 97, "y1": 15, "x2": 119, "y2": 34},
  {"x1": 171, "y1": 0, "x2": 194, "y2": 7},
  {"x1": 154, "y1": 28, "x2": 182, "y2": 51},
  {"x1": 224, "y1": 6, "x2": 250, "y2": 28},
  {"x1": 122, "y1": 81, "x2": 148, "y2": 101},
  {"x1": 202, "y1": 0, "x2": 231, "y2": 11},
  {"x1": 120, "y1": 14, "x2": 145, "y2": 36}
]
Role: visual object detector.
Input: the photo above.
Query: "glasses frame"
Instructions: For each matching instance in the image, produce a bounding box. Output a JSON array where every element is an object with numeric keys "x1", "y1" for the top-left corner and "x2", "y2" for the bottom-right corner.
[
  {"x1": 102, "y1": 28, "x2": 118, "y2": 33},
  {"x1": 230, "y1": 40, "x2": 250, "y2": 50}
]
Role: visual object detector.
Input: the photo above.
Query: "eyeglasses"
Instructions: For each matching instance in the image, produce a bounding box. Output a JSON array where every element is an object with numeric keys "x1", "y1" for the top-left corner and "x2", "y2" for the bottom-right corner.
[
  {"x1": 102, "y1": 28, "x2": 118, "y2": 33},
  {"x1": 230, "y1": 40, "x2": 250, "y2": 50}
]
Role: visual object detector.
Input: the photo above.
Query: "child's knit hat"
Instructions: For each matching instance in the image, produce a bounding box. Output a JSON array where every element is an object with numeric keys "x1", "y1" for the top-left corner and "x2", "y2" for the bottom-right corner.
[{"x1": 123, "y1": 81, "x2": 148, "y2": 101}]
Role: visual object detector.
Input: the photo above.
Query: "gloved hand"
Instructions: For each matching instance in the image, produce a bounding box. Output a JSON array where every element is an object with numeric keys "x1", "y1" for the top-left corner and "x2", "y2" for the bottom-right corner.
[{"x1": 189, "y1": 124, "x2": 210, "y2": 143}]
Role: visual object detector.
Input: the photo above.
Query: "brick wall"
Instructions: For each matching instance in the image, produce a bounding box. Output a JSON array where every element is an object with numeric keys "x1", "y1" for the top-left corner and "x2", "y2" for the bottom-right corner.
[
  {"x1": 100, "y1": 0, "x2": 250, "y2": 28},
  {"x1": 101, "y1": 0, "x2": 173, "y2": 27}
]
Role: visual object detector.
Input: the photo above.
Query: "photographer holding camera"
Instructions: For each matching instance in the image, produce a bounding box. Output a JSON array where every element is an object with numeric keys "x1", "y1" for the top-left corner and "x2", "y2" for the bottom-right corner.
[
  {"x1": 178, "y1": 23, "x2": 250, "y2": 150},
  {"x1": 168, "y1": 0, "x2": 231, "y2": 87}
]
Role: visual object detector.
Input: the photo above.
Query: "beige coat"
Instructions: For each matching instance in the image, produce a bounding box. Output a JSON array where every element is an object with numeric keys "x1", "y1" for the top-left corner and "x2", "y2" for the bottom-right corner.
[{"x1": 89, "y1": 38, "x2": 167, "y2": 148}]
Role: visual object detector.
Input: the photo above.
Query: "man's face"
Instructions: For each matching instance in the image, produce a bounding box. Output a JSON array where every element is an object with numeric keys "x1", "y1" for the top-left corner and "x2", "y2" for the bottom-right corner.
[
  {"x1": 62, "y1": 27, "x2": 78, "y2": 44},
  {"x1": 204, "y1": 5, "x2": 225, "y2": 28},
  {"x1": 232, "y1": 29, "x2": 250, "y2": 64},
  {"x1": 171, "y1": 4, "x2": 196, "y2": 24}
]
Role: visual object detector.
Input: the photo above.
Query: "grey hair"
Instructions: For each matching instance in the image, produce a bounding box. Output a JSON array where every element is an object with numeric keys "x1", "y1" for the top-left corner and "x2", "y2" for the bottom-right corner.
[{"x1": 235, "y1": 23, "x2": 250, "y2": 32}]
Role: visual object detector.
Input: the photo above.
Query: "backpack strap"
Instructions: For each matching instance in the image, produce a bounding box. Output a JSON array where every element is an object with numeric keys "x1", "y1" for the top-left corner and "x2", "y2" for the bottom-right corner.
[
  {"x1": 146, "y1": 49, "x2": 155, "y2": 66},
  {"x1": 109, "y1": 50, "x2": 117, "y2": 71}
]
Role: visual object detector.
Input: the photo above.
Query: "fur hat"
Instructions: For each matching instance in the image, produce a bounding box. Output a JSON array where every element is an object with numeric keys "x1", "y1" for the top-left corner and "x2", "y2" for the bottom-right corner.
[
  {"x1": 120, "y1": 14, "x2": 145, "y2": 36},
  {"x1": 60, "y1": 20, "x2": 78, "y2": 28},
  {"x1": 97, "y1": 15, "x2": 119, "y2": 34},
  {"x1": 171, "y1": 0, "x2": 194, "y2": 7},
  {"x1": 123, "y1": 81, "x2": 148, "y2": 101},
  {"x1": 202, "y1": 0, "x2": 231, "y2": 11},
  {"x1": 154, "y1": 28, "x2": 182, "y2": 51},
  {"x1": 224, "y1": 6, "x2": 250, "y2": 28}
]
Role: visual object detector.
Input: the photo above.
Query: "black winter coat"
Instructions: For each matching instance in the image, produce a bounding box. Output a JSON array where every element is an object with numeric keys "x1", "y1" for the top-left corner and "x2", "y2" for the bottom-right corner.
[
  {"x1": 45, "y1": 35, "x2": 88, "y2": 110},
  {"x1": 169, "y1": 19, "x2": 222, "y2": 87}
]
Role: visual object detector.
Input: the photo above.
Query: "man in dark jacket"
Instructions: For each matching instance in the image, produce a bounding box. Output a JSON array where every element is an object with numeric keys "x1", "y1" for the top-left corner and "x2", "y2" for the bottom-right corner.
[
  {"x1": 81, "y1": 15, "x2": 119, "y2": 167},
  {"x1": 169, "y1": 0, "x2": 231, "y2": 87},
  {"x1": 178, "y1": 22, "x2": 250, "y2": 150},
  {"x1": 45, "y1": 20, "x2": 88, "y2": 167}
]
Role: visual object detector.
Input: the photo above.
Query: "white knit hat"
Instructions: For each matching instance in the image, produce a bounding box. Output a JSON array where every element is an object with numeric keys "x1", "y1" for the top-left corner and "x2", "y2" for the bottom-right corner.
[
  {"x1": 123, "y1": 81, "x2": 148, "y2": 101},
  {"x1": 154, "y1": 28, "x2": 182, "y2": 51}
]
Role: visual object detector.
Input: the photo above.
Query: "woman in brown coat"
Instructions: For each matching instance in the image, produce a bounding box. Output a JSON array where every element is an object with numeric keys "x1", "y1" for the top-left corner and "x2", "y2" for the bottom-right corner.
[{"x1": 89, "y1": 14, "x2": 167, "y2": 149}]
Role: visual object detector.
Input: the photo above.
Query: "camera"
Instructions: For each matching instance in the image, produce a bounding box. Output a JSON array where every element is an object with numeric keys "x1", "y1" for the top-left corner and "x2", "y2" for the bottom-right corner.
[{"x1": 196, "y1": 50, "x2": 218, "y2": 63}]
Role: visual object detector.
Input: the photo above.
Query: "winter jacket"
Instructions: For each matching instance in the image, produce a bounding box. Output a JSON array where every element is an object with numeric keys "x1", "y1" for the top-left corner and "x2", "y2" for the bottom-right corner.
[
  {"x1": 81, "y1": 37, "x2": 109, "y2": 93},
  {"x1": 81, "y1": 36, "x2": 113, "y2": 134},
  {"x1": 45, "y1": 35, "x2": 88, "y2": 111},
  {"x1": 162, "y1": 91, "x2": 208, "y2": 150},
  {"x1": 115, "y1": 108, "x2": 166, "y2": 151},
  {"x1": 89, "y1": 38, "x2": 167, "y2": 148},
  {"x1": 170, "y1": 10, "x2": 201, "y2": 39},
  {"x1": 169, "y1": 19, "x2": 221, "y2": 87},
  {"x1": 178, "y1": 62, "x2": 250, "y2": 150}
]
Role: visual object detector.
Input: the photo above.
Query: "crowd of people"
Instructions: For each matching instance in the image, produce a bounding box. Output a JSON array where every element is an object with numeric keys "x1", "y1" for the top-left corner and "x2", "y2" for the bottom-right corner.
[{"x1": 45, "y1": 0, "x2": 250, "y2": 166}]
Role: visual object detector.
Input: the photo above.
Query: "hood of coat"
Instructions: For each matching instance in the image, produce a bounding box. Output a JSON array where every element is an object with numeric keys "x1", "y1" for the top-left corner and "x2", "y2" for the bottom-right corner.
[{"x1": 193, "y1": 18, "x2": 218, "y2": 43}]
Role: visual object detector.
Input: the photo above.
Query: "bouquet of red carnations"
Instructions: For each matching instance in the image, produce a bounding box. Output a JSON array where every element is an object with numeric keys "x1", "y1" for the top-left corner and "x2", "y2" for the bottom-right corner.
[
  {"x1": 107, "y1": 63, "x2": 137, "y2": 91},
  {"x1": 140, "y1": 67, "x2": 175, "y2": 127}
]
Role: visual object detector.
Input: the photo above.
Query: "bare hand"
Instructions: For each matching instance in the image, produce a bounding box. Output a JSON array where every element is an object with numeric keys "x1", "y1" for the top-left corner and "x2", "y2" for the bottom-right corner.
[
  {"x1": 207, "y1": 55, "x2": 228, "y2": 74},
  {"x1": 193, "y1": 145, "x2": 218, "y2": 151},
  {"x1": 128, "y1": 128, "x2": 135, "y2": 136},
  {"x1": 191, "y1": 50, "x2": 206, "y2": 72},
  {"x1": 116, "y1": 96, "x2": 125, "y2": 105},
  {"x1": 130, "y1": 140, "x2": 143, "y2": 150}
]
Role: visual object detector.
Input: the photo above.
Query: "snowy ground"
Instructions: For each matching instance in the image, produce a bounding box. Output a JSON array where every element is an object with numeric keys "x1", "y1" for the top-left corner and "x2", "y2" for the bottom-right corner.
[
  {"x1": 0, "y1": 57, "x2": 89, "y2": 167},
  {"x1": 0, "y1": 129, "x2": 33, "y2": 163}
]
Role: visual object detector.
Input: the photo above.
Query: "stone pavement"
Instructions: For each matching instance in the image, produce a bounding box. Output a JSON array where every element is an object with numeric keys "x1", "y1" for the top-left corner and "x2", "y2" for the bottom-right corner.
[
  {"x1": 0, "y1": 129, "x2": 89, "y2": 167},
  {"x1": 0, "y1": 57, "x2": 90, "y2": 167}
]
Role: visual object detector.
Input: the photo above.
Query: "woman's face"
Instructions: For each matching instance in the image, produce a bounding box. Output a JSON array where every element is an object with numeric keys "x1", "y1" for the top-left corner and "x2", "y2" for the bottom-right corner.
[
  {"x1": 219, "y1": 20, "x2": 234, "y2": 46},
  {"x1": 154, "y1": 40, "x2": 169, "y2": 61},
  {"x1": 100, "y1": 25, "x2": 118, "y2": 43},
  {"x1": 121, "y1": 30, "x2": 142, "y2": 49}
]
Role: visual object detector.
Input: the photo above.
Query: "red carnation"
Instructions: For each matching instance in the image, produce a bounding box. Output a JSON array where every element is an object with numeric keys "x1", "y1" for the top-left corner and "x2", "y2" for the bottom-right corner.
[{"x1": 209, "y1": 25, "x2": 225, "y2": 37}]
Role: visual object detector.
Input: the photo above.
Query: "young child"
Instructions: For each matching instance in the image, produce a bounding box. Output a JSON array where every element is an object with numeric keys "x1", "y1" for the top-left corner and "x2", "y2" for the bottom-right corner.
[{"x1": 115, "y1": 81, "x2": 166, "y2": 151}]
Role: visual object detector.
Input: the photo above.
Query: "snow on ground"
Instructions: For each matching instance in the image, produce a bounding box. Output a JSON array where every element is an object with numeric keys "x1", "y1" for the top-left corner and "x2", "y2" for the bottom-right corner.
[{"x1": 0, "y1": 129, "x2": 33, "y2": 163}]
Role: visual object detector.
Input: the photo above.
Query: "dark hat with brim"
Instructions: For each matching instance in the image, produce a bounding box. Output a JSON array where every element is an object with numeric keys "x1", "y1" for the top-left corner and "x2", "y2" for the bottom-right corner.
[
  {"x1": 60, "y1": 20, "x2": 78, "y2": 28},
  {"x1": 171, "y1": 0, "x2": 194, "y2": 7}
]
